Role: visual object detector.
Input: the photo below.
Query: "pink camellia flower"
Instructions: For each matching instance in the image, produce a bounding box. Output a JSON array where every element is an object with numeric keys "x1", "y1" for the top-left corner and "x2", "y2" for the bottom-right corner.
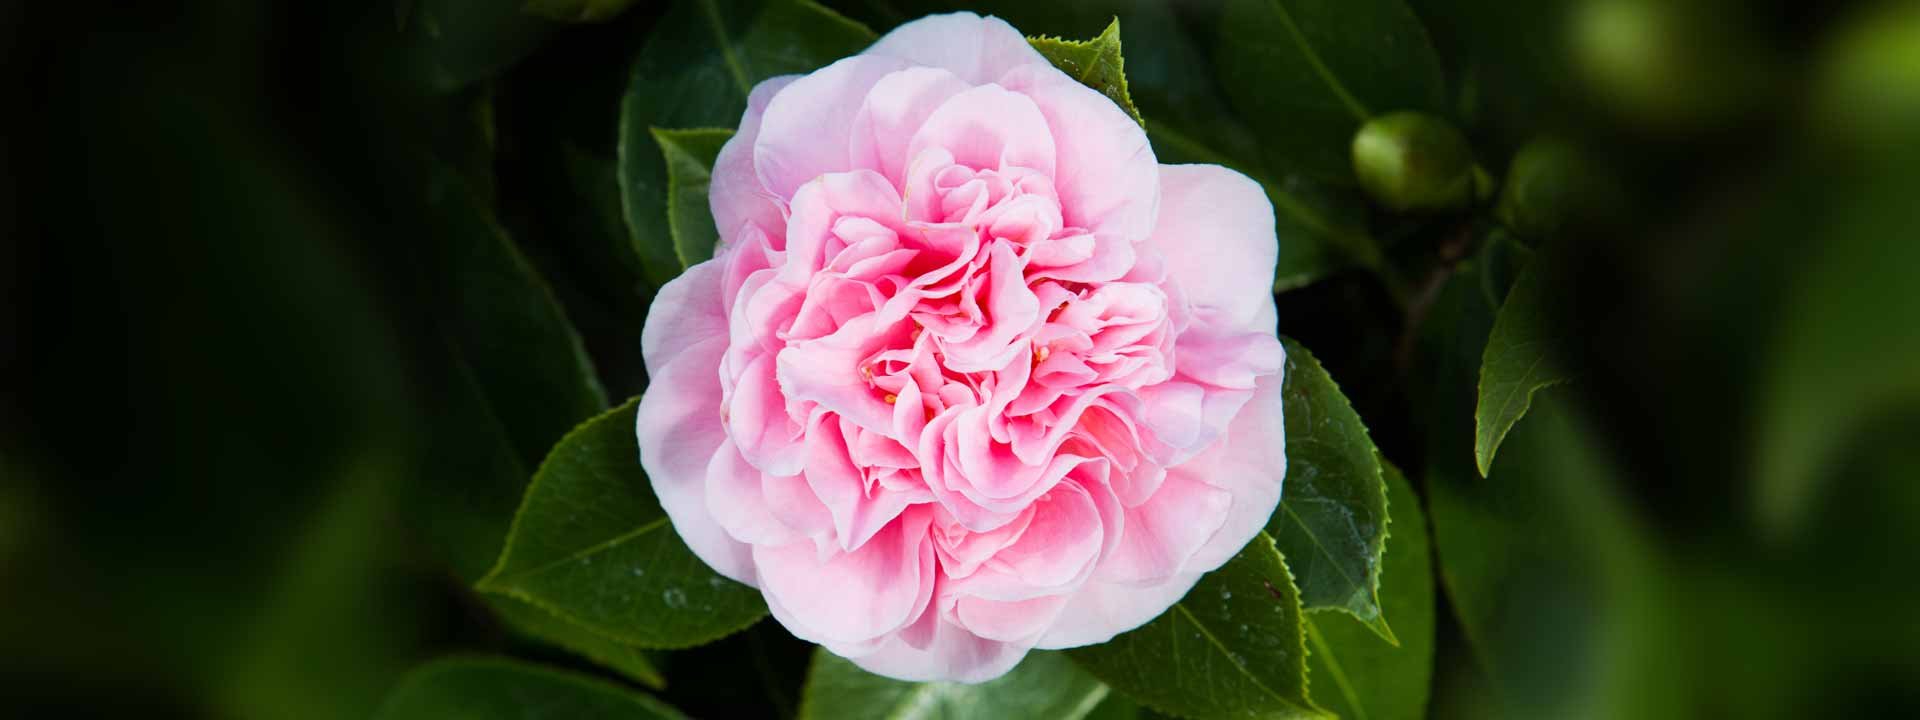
[{"x1": 637, "y1": 12, "x2": 1287, "y2": 682}]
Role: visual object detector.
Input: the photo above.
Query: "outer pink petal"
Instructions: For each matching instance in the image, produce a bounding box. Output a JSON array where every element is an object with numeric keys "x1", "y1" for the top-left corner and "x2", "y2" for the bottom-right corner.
[
  {"x1": 1147, "y1": 164, "x2": 1280, "y2": 330},
  {"x1": 1093, "y1": 473, "x2": 1231, "y2": 585},
  {"x1": 862, "y1": 12, "x2": 1049, "y2": 86},
  {"x1": 711, "y1": 75, "x2": 797, "y2": 247},
  {"x1": 755, "y1": 55, "x2": 910, "y2": 200},
  {"x1": 847, "y1": 610, "x2": 1032, "y2": 684},
  {"x1": 1176, "y1": 363, "x2": 1289, "y2": 571},
  {"x1": 1032, "y1": 571, "x2": 1203, "y2": 649},
  {"x1": 754, "y1": 509, "x2": 936, "y2": 646},
  {"x1": 637, "y1": 259, "x2": 758, "y2": 584}
]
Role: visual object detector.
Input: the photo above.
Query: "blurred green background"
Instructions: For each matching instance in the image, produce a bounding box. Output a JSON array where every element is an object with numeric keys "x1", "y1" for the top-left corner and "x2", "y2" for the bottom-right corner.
[{"x1": 3, "y1": 0, "x2": 1917, "y2": 717}]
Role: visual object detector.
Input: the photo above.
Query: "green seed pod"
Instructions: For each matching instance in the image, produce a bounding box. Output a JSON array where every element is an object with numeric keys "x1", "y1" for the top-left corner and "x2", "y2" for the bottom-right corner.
[{"x1": 1351, "y1": 111, "x2": 1482, "y2": 214}]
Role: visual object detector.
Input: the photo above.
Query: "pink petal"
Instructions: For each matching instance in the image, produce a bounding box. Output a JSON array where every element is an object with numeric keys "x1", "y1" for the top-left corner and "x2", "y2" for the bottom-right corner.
[
  {"x1": 1176, "y1": 365, "x2": 1290, "y2": 571},
  {"x1": 755, "y1": 55, "x2": 911, "y2": 200},
  {"x1": 1148, "y1": 164, "x2": 1280, "y2": 329},
  {"x1": 862, "y1": 12, "x2": 1049, "y2": 86},
  {"x1": 1094, "y1": 473, "x2": 1231, "y2": 585},
  {"x1": 1032, "y1": 571, "x2": 1203, "y2": 649},
  {"x1": 906, "y1": 83, "x2": 1057, "y2": 177},
  {"x1": 954, "y1": 593, "x2": 1070, "y2": 643},
  {"x1": 846, "y1": 607, "x2": 1032, "y2": 683},
  {"x1": 776, "y1": 311, "x2": 911, "y2": 436},
  {"x1": 712, "y1": 76, "x2": 797, "y2": 247},
  {"x1": 998, "y1": 63, "x2": 1158, "y2": 248},
  {"x1": 851, "y1": 67, "x2": 973, "y2": 188},
  {"x1": 754, "y1": 509, "x2": 936, "y2": 646},
  {"x1": 808, "y1": 419, "x2": 931, "y2": 552},
  {"x1": 638, "y1": 261, "x2": 757, "y2": 584},
  {"x1": 704, "y1": 437, "x2": 798, "y2": 546}
]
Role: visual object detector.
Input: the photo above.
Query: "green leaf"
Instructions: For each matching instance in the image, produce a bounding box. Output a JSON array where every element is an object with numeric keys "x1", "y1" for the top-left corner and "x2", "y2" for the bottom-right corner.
[
  {"x1": 423, "y1": 166, "x2": 610, "y2": 469},
  {"x1": 1304, "y1": 459, "x2": 1434, "y2": 720},
  {"x1": 1029, "y1": 19, "x2": 1145, "y2": 126},
  {"x1": 1273, "y1": 338, "x2": 1393, "y2": 642},
  {"x1": 1473, "y1": 257, "x2": 1570, "y2": 477},
  {"x1": 1217, "y1": 0, "x2": 1446, "y2": 183},
  {"x1": 618, "y1": 0, "x2": 875, "y2": 288},
  {"x1": 1070, "y1": 533, "x2": 1326, "y2": 720},
  {"x1": 478, "y1": 397, "x2": 768, "y2": 648},
  {"x1": 523, "y1": 0, "x2": 639, "y2": 23},
  {"x1": 404, "y1": 0, "x2": 557, "y2": 92},
  {"x1": 800, "y1": 649, "x2": 1111, "y2": 720},
  {"x1": 652, "y1": 128, "x2": 734, "y2": 269},
  {"x1": 373, "y1": 657, "x2": 687, "y2": 720},
  {"x1": 491, "y1": 596, "x2": 666, "y2": 689}
]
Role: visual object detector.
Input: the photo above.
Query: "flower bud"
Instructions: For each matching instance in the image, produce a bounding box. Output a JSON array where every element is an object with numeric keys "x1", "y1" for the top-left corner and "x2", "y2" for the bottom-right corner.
[
  {"x1": 1496, "y1": 138, "x2": 1621, "y2": 244},
  {"x1": 1351, "y1": 111, "x2": 1484, "y2": 214}
]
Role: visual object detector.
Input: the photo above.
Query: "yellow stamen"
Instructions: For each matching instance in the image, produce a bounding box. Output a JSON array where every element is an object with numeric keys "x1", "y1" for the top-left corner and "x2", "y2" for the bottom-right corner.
[
  {"x1": 1033, "y1": 345, "x2": 1051, "y2": 363},
  {"x1": 883, "y1": 394, "x2": 898, "y2": 404}
]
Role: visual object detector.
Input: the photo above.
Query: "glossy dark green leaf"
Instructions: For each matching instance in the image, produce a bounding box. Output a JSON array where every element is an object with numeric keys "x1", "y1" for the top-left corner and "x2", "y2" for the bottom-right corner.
[
  {"x1": 523, "y1": 0, "x2": 639, "y2": 23},
  {"x1": 1070, "y1": 533, "x2": 1325, "y2": 720},
  {"x1": 1273, "y1": 338, "x2": 1393, "y2": 642},
  {"x1": 372, "y1": 657, "x2": 686, "y2": 720},
  {"x1": 491, "y1": 597, "x2": 666, "y2": 689},
  {"x1": 405, "y1": 0, "x2": 557, "y2": 92},
  {"x1": 1474, "y1": 257, "x2": 1569, "y2": 477},
  {"x1": 1304, "y1": 459, "x2": 1434, "y2": 720},
  {"x1": 423, "y1": 166, "x2": 609, "y2": 469},
  {"x1": 800, "y1": 649, "x2": 1111, "y2": 720},
  {"x1": 652, "y1": 128, "x2": 734, "y2": 269},
  {"x1": 1029, "y1": 19, "x2": 1144, "y2": 126},
  {"x1": 618, "y1": 0, "x2": 875, "y2": 288},
  {"x1": 1216, "y1": 0, "x2": 1446, "y2": 183},
  {"x1": 478, "y1": 397, "x2": 768, "y2": 649}
]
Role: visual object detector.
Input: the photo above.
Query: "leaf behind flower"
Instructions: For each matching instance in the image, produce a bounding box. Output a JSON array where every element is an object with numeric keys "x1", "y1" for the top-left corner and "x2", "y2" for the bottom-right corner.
[
  {"x1": 1029, "y1": 18, "x2": 1145, "y2": 127},
  {"x1": 373, "y1": 656, "x2": 686, "y2": 719},
  {"x1": 617, "y1": 0, "x2": 875, "y2": 286},
  {"x1": 1273, "y1": 338, "x2": 1395, "y2": 643},
  {"x1": 800, "y1": 649, "x2": 1111, "y2": 720},
  {"x1": 478, "y1": 397, "x2": 769, "y2": 649},
  {"x1": 1070, "y1": 532, "x2": 1327, "y2": 720}
]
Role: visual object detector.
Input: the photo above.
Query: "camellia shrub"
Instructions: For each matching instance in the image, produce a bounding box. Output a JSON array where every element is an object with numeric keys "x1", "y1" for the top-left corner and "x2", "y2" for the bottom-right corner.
[{"x1": 9, "y1": 0, "x2": 1920, "y2": 718}]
